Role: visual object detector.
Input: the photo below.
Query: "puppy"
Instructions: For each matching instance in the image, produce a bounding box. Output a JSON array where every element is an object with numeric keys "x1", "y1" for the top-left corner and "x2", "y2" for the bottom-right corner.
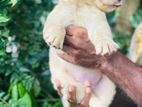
[
  {"x1": 43, "y1": 0, "x2": 121, "y2": 107},
  {"x1": 129, "y1": 22, "x2": 142, "y2": 65}
]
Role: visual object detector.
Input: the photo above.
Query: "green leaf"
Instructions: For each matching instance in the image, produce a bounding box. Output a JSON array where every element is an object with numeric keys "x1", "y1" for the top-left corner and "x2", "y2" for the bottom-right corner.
[
  {"x1": 18, "y1": 93, "x2": 32, "y2": 107},
  {"x1": 53, "y1": 101, "x2": 62, "y2": 107},
  {"x1": 0, "y1": 102, "x2": 5, "y2": 107},
  {"x1": 3, "y1": 94, "x2": 10, "y2": 101},
  {"x1": 17, "y1": 83, "x2": 26, "y2": 98},
  {"x1": 32, "y1": 79, "x2": 41, "y2": 97},
  {"x1": 11, "y1": 84, "x2": 18, "y2": 101},
  {"x1": 10, "y1": 0, "x2": 18, "y2": 6},
  {"x1": 0, "y1": 50, "x2": 5, "y2": 56},
  {"x1": 130, "y1": 10, "x2": 142, "y2": 28},
  {"x1": 0, "y1": 0, "x2": 9, "y2": 8},
  {"x1": 9, "y1": 99, "x2": 18, "y2": 107},
  {"x1": 0, "y1": 14, "x2": 10, "y2": 23},
  {"x1": 19, "y1": 67, "x2": 30, "y2": 73}
]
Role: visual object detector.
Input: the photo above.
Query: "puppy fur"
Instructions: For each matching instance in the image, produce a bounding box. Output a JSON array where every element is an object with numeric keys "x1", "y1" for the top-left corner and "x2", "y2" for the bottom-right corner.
[{"x1": 43, "y1": 0, "x2": 121, "y2": 107}]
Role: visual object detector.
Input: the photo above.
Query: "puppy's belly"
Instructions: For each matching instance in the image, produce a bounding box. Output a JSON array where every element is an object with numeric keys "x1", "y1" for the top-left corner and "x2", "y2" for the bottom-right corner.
[
  {"x1": 50, "y1": 48, "x2": 103, "y2": 90},
  {"x1": 62, "y1": 61, "x2": 102, "y2": 89}
]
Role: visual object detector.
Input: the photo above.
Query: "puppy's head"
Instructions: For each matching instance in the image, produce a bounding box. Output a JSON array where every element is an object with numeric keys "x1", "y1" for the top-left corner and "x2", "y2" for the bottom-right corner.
[{"x1": 95, "y1": 0, "x2": 122, "y2": 12}]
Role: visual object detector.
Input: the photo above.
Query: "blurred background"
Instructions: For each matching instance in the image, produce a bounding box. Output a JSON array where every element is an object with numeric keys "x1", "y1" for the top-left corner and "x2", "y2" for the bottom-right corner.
[{"x1": 0, "y1": 0, "x2": 142, "y2": 107}]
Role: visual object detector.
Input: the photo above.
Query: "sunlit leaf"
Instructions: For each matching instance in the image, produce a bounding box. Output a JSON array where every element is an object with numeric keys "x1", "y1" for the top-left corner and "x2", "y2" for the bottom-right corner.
[
  {"x1": 10, "y1": 0, "x2": 19, "y2": 6},
  {"x1": 0, "y1": 14, "x2": 9, "y2": 23},
  {"x1": 0, "y1": 102, "x2": 6, "y2": 107},
  {"x1": 17, "y1": 83, "x2": 26, "y2": 98},
  {"x1": 18, "y1": 93, "x2": 32, "y2": 107},
  {"x1": 11, "y1": 84, "x2": 18, "y2": 101}
]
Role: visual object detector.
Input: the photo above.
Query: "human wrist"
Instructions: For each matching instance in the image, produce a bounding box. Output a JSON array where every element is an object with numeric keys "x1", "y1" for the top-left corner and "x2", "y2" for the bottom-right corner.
[
  {"x1": 99, "y1": 52, "x2": 117, "y2": 72},
  {"x1": 100, "y1": 51, "x2": 142, "y2": 106}
]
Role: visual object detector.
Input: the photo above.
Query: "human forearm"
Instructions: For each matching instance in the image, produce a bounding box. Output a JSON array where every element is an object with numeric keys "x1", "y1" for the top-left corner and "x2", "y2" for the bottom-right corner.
[
  {"x1": 100, "y1": 52, "x2": 142, "y2": 106},
  {"x1": 60, "y1": 25, "x2": 142, "y2": 106}
]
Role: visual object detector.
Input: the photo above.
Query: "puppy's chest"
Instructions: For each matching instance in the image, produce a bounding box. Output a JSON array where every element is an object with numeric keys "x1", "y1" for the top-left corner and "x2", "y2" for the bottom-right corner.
[{"x1": 71, "y1": 6, "x2": 103, "y2": 37}]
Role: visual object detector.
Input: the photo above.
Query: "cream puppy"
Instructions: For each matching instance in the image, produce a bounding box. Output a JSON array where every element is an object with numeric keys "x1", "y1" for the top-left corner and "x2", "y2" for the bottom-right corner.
[
  {"x1": 43, "y1": 0, "x2": 121, "y2": 107},
  {"x1": 129, "y1": 23, "x2": 142, "y2": 65}
]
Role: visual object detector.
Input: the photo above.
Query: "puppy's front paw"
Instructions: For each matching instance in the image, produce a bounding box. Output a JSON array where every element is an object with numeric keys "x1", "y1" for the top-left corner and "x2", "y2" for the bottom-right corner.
[
  {"x1": 43, "y1": 28, "x2": 65, "y2": 49},
  {"x1": 44, "y1": 34, "x2": 65, "y2": 49},
  {"x1": 93, "y1": 39, "x2": 118, "y2": 55}
]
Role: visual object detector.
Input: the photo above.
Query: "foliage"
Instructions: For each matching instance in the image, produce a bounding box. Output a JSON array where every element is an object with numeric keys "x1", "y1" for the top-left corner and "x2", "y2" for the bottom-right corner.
[
  {"x1": 130, "y1": 9, "x2": 142, "y2": 28},
  {"x1": 0, "y1": 0, "x2": 61, "y2": 107},
  {"x1": 0, "y1": 0, "x2": 142, "y2": 107}
]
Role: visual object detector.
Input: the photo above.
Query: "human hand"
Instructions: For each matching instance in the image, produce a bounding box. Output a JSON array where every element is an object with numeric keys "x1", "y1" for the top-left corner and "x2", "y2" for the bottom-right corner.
[
  {"x1": 59, "y1": 25, "x2": 106, "y2": 68},
  {"x1": 56, "y1": 80, "x2": 92, "y2": 107}
]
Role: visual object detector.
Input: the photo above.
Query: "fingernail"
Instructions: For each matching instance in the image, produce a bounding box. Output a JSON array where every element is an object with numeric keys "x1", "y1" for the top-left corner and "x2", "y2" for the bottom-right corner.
[
  {"x1": 69, "y1": 86, "x2": 75, "y2": 92},
  {"x1": 56, "y1": 80, "x2": 61, "y2": 85},
  {"x1": 86, "y1": 87, "x2": 92, "y2": 94}
]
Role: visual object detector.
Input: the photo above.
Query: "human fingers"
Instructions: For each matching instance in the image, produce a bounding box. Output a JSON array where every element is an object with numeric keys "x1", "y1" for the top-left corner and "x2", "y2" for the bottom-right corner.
[
  {"x1": 56, "y1": 80, "x2": 63, "y2": 97},
  {"x1": 67, "y1": 85, "x2": 77, "y2": 105},
  {"x1": 58, "y1": 46, "x2": 98, "y2": 67},
  {"x1": 79, "y1": 86, "x2": 92, "y2": 107},
  {"x1": 58, "y1": 45, "x2": 81, "y2": 59},
  {"x1": 58, "y1": 52, "x2": 77, "y2": 64},
  {"x1": 64, "y1": 35, "x2": 91, "y2": 50},
  {"x1": 66, "y1": 25, "x2": 88, "y2": 40}
]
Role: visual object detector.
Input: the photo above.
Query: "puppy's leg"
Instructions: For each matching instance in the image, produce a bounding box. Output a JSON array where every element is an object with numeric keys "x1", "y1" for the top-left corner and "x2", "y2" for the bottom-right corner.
[
  {"x1": 89, "y1": 95, "x2": 108, "y2": 107},
  {"x1": 62, "y1": 97, "x2": 70, "y2": 107},
  {"x1": 43, "y1": 24, "x2": 66, "y2": 49},
  {"x1": 92, "y1": 36, "x2": 118, "y2": 55},
  {"x1": 43, "y1": 4, "x2": 75, "y2": 49},
  {"x1": 50, "y1": 65, "x2": 71, "y2": 107},
  {"x1": 89, "y1": 75, "x2": 116, "y2": 107},
  {"x1": 91, "y1": 18, "x2": 118, "y2": 55},
  {"x1": 62, "y1": 86, "x2": 71, "y2": 107},
  {"x1": 51, "y1": 74, "x2": 71, "y2": 107},
  {"x1": 51, "y1": 69, "x2": 78, "y2": 107}
]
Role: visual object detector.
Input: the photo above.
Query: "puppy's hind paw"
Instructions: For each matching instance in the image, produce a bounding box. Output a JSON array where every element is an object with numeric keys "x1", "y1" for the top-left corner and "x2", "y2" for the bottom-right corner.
[{"x1": 94, "y1": 39, "x2": 118, "y2": 55}]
